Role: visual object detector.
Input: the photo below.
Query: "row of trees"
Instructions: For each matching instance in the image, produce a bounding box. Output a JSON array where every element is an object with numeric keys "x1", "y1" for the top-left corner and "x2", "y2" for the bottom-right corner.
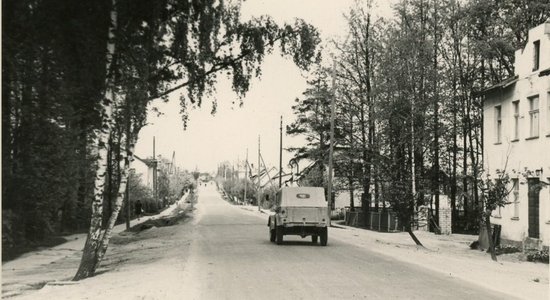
[
  {"x1": 216, "y1": 161, "x2": 256, "y2": 205},
  {"x1": 3, "y1": 0, "x2": 321, "y2": 279},
  {"x1": 216, "y1": 161, "x2": 281, "y2": 208},
  {"x1": 287, "y1": 0, "x2": 550, "y2": 241}
]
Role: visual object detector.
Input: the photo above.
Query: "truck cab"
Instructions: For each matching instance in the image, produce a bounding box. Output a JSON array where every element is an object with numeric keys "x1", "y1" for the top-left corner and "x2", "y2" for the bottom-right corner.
[{"x1": 268, "y1": 187, "x2": 329, "y2": 246}]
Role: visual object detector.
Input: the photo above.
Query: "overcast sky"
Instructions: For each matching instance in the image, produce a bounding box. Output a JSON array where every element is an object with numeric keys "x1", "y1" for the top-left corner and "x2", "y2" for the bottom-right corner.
[{"x1": 134, "y1": 0, "x2": 394, "y2": 175}]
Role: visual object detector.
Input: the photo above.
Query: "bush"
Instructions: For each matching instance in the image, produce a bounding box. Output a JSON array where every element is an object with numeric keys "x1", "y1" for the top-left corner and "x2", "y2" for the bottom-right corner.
[
  {"x1": 2, "y1": 210, "x2": 22, "y2": 250},
  {"x1": 330, "y1": 208, "x2": 345, "y2": 220},
  {"x1": 220, "y1": 178, "x2": 255, "y2": 204},
  {"x1": 495, "y1": 245, "x2": 521, "y2": 255},
  {"x1": 526, "y1": 249, "x2": 549, "y2": 264},
  {"x1": 141, "y1": 198, "x2": 160, "y2": 214}
]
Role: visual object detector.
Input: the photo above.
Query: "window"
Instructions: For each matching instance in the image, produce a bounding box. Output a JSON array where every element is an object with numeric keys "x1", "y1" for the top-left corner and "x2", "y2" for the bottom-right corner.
[
  {"x1": 512, "y1": 100, "x2": 519, "y2": 140},
  {"x1": 512, "y1": 179, "x2": 519, "y2": 220},
  {"x1": 529, "y1": 96, "x2": 539, "y2": 138},
  {"x1": 495, "y1": 105, "x2": 502, "y2": 143},
  {"x1": 533, "y1": 40, "x2": 540, "y2": 71}
]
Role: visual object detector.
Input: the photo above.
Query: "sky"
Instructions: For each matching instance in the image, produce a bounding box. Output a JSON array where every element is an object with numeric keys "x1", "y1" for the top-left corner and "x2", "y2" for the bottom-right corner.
[{"x1": 133, "y1": 0, "x2": 395, "y2": 175}]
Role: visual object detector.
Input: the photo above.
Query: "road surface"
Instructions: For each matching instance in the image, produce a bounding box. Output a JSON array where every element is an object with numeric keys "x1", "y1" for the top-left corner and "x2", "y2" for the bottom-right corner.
[{"x1": 180, "y1": 184, "x2": 514, "y2": 299}]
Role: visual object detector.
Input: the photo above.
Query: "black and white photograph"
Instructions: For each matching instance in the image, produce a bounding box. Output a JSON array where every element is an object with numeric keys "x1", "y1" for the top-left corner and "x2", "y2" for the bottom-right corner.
[{"x1": 2, "y1": 0, "x2": 550, "y2": 299}]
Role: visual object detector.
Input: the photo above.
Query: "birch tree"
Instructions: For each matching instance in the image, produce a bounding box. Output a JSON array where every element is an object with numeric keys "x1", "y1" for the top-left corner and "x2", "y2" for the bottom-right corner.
[
  {"x1": 73, "y1": 0, "x2": 119, "y2": 280},
  {"x1": 74, "y1": 0, "x2": 321, "y2": 280}
]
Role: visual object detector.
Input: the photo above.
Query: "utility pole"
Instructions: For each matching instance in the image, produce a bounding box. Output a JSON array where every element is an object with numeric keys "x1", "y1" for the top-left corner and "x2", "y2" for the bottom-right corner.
[
  {"x1": 257, "y1": 135, "x2": 261, "y2": 211},
  {"x1": 244, "y1": 148, "x2": 248, "y2": 204},
  {"x1": 279, "y1": 116, "x2": 283, "y2": 188},
  {"x1": 327, "y1": 61, "x2": 336, "y2": 225}
]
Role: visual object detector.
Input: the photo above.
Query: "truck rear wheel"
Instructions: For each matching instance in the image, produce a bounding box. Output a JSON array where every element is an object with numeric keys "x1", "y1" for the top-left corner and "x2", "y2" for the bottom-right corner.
[
  {"x1": 276, "y1": 226, "x2": 284, "y2": 245},
  {"x1": 269, "y1": 227, "x2": 276, "y2": 242},
  {"x1": 320, "y1": 228, "x2": 328, "y2": 246},
  {"x1": 311, "y1": 235, "x2": 318, "y2": 243}
]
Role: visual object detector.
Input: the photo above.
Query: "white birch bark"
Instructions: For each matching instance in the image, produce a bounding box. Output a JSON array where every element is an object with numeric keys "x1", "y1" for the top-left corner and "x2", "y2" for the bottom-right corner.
[
  {"x1": 97, "y1": 136, "x2": 135, "y2": 263},
  {"x1": 74, "y1": 0, "x2": 118, "y2": 281}
]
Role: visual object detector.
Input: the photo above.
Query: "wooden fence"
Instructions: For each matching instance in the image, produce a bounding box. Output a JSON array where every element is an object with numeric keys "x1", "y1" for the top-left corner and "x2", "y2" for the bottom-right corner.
[{"x1": 344, "y1": 208, "x2": 400, "y2": 232}]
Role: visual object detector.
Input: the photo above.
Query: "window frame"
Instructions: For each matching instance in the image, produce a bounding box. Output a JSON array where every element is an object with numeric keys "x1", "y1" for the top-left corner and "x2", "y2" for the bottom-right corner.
[
  {"x1": 512, "y1": 178, "x2": 519, "y2": 220},
  {"x1": 512, "y1": 100, "x2": 519, "y2": 141},
  {"x1": 495, "y1": 105, "x2": 502, "y2": 144},
  {"x1": 533, "y1": 40, "x2": 540, "y2": 71},
  {"x1": 528, "y1": 95, "x2": 539, "y2": 139}
]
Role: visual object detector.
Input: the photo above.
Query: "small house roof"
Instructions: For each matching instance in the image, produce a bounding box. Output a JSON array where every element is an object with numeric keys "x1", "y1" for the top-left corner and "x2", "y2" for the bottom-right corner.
[{"x1": 478, "y1": 75, "x2": 519, "y2": 95}]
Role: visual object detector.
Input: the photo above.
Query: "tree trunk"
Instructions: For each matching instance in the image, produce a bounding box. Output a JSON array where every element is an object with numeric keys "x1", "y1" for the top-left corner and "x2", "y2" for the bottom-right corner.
[
  {"x1": 115, "y1": 128, "x2": 123, "y2": 212},
  {"x1": 76, "y1": 125, "x2": 90, "y2": 232},
  {"x1": 360, "y1": 96, "x2": 370, "y2": 214},
  {"x1": 2, "y1": 59, "x2": 13, "y2": 203},
  {"x1": 125, "y1": 99, "x2": 131, "y2": 230},
  {"x1": 348, "y1": 174, "x2": 354, "y2": 210},
  {"x1": 362, "y1": 12, "x2": 373, "y2": 215},
  {"x1": 407, "y1": 227, "x2": 424, "y2": 247},
  {"x1": 432, "y1": 0, "x2": 440, "y2": 227},
  {"x1": 96, "y1": 140, "x2": 134, "y2": 265},
  {"x1": 462, "y1": 95, "x2": 468, "y2": 221},
  {"x1": 348, "y1": 105, "x2": 355, "y2": 211},
  {"x1": 451, "y1": 84, "x2": 458, "y2": 232},
  {"x1": 449, "y1": 14, "x2": 459, "y2": 231},
  {"x1": 73, "y1": 0, "x2": 117, "y2": 281},
  {"x1": 467, "y1": 94, "x2": 480, "y2": 214},
  {"x1": 105, "y1": 134, "x2": 113, "y2": 227},
  {"x1": 485, "y1": 211, "x2": 497, "y2": 261}
]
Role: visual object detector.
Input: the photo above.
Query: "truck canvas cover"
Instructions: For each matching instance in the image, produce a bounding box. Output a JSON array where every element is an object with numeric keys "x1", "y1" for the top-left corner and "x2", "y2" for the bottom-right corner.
[{"x1": 280, "y1": 187, "x2": 325, "y2": 207}]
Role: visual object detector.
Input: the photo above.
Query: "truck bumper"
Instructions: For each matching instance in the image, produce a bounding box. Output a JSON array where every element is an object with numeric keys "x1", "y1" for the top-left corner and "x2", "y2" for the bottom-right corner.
[
  {"x1": 283, "y1": 223, "x2": 326, "y2": 227},
  {"x1": 281, "y1": 224, "x2": 327, "y2": 237}
]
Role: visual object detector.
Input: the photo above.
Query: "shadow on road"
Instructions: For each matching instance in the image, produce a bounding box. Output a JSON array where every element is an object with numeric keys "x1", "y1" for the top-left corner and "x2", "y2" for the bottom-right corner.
[{"x1": 265, "y1": 240, "x2": 329, "y2": 247}]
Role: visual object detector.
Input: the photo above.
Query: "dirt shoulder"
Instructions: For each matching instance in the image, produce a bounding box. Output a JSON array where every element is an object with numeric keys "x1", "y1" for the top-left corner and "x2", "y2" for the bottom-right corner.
[{"x1": 2, "y1": 193, "x2": 196, "y2": 299}]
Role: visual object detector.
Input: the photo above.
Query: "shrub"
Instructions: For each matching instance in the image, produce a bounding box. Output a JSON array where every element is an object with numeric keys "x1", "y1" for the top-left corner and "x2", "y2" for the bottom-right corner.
[
  {"x1": 220, "y1": 178, "x2": 255, "y2": 204},
  {"x1": 495, "y1": 245, "x2": 521, "y2": 255},
  {"x1": 526, "y1": 249, "x2": 549, "y2": 264},
  {"x1": 330, "y1": 208, "x2": 345, "y2": 220}
]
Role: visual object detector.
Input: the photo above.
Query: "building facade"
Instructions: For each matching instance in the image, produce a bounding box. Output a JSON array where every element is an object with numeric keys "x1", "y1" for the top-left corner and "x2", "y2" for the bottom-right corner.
[{"x1": 483, "y1": 20, "x2": 550, "y2": 249}]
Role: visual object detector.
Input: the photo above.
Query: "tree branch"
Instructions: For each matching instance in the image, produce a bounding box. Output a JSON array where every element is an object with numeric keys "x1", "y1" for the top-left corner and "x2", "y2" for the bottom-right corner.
[{"x1": 146, "y1": 34, "x2": 288, "y2": 102}]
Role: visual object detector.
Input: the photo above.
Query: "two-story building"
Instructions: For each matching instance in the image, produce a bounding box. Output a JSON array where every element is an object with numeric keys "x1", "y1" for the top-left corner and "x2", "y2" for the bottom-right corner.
[{"x1": 483, "y1": 20, "x2": 550, "y2": 250}]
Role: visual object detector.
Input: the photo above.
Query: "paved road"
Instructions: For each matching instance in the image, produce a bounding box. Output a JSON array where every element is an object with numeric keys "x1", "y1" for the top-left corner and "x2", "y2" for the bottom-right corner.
[{"x1": 181, "y1": 184, "x2": 514, "y2": 300}]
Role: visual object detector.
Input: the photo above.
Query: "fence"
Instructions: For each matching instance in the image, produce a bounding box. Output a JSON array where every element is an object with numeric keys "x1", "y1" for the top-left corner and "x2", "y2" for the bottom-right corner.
[{"x1": 344, "y1": 208, "x2": 400, "y2": 232}]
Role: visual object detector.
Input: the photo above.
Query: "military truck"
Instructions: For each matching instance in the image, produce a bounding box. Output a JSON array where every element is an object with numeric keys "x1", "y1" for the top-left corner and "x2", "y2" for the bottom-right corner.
[{"x1": 267, "y1": 187, "x2": 328, "y2": 246}]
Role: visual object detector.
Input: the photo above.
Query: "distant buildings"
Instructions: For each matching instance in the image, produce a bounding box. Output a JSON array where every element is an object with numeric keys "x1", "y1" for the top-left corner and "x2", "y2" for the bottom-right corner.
[
  {"x1": 132, "y1": 155, "x2": 157, "y2": 190},
  {"x1": 483, "y1": 20, "x2": 550, "y2": 250}
]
